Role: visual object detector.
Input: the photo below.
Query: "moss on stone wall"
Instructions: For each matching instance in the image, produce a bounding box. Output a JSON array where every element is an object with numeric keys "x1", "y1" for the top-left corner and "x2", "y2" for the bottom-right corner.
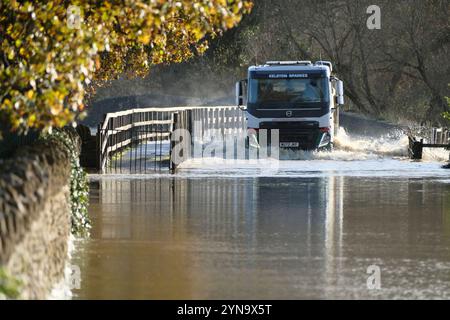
[
  {"x1": 41, "y1": 128, "x2": 91, "y2": 236},
  {"x1": 0, "y1": 267, "x2": 21, "y2": 299}
]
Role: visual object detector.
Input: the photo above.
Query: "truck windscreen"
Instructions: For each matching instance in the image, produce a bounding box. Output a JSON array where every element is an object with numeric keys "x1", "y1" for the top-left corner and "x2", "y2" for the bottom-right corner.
[{"x1": 248, "y1": 76, "x2": 329, "y2": 108}]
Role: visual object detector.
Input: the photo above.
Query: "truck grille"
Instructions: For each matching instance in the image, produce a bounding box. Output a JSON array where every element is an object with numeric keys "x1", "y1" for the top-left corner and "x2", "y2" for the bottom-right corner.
[{"x1": 259, "y1": 122, "x2": 321, "y2": 150}]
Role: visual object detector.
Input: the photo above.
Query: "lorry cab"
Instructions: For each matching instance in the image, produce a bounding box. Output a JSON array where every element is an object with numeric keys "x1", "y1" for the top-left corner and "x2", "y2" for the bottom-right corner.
[{"x1": 236, "y1": 61, "x2": 344, "y2": 150}]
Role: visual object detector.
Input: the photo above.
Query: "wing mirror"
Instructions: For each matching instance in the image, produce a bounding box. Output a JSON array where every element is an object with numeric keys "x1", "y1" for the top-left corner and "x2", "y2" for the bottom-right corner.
[
  {"x1": 336, "y1": 79, "x2": 344, "y2": 105},
  {"x1": 235, "y1": 79, "x2": 247, "y2": 108}
]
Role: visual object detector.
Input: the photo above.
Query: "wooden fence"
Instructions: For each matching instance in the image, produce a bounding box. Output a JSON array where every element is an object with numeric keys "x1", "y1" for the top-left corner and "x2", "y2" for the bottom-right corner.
[
  {"x1": 408, "y1": 127, "x2": 449, "y2": 160},
  {"x1": 98, "y1": 106, "x2": 246, "y2": 173}
]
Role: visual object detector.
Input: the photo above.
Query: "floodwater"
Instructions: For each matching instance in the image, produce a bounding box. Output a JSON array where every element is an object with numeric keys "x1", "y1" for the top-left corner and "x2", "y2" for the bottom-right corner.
[{"x1": 71, "y1": 130, "x2": 450, "y2": 299}]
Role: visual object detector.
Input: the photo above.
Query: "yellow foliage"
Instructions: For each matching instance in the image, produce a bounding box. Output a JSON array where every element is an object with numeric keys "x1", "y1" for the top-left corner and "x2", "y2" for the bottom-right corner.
[{"x1": 0, "y1": 0, "x2": 253, "y2": 132}]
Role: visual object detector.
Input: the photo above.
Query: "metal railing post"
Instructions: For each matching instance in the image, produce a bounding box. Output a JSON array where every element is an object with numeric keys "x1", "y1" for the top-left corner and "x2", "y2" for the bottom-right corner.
[
  {"x1": 97, "y1": 123, "x2": 102, "y2": 172},
  {"x1": 170, "y1": 112, "x2": 179, "y2": 173}
]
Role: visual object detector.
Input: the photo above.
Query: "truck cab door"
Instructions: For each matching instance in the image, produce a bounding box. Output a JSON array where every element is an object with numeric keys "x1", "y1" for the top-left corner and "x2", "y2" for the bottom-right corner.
[{"x1": 331, "y1": 79, "x2": 344, "y2": 136}]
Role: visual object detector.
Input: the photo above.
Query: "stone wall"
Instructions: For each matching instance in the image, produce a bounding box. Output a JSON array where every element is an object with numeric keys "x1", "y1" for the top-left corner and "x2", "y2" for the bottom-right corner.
[{"x1": 0, "y1": 131, "x2": 79, "y2": 299}]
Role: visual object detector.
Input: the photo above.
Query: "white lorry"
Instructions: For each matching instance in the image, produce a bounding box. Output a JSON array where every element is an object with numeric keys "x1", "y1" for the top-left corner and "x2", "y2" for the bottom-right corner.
[{"x1": 236, "y1": 61, "x2": 344, "y2": 150}]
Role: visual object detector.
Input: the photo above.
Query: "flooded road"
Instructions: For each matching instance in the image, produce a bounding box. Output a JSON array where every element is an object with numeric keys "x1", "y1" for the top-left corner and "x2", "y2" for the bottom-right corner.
[
  {"x1": 72, "y1": 157, "x2": 450, "y2": 299},
  {"x1": 70, "y1": 126, "x2": 450, "y2": 299}
]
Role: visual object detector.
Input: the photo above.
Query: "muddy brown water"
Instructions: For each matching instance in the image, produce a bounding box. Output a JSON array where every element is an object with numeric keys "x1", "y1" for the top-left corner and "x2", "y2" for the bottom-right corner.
[{"x1": 72, "y1": 168, "x2": 450, "y2": 299}]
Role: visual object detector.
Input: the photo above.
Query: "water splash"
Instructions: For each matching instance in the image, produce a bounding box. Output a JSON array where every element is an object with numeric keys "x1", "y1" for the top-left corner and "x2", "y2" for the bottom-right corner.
[
  {"x1": 281, "y1": 128, "x2": 410, "y2": 161},
  {"x1": 334, "y1": 128, "x2": 409, "y2": 157},
  {"x1": 422, "y1": 147, "x2": 449, "y2": 162},
  {"x1": 191, "y1": 127, "x2": 448, "y2": 162}
]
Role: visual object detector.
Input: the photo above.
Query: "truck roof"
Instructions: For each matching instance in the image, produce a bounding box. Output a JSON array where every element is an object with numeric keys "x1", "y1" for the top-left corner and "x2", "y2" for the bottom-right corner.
[{"x1": 249, "y1": 61, "x2": 332, "y2": 76}]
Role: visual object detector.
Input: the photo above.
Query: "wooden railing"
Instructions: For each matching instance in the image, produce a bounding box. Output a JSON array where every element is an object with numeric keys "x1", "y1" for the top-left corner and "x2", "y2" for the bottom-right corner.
[
  {"x1": 407, "y1": 127, "x2": 449, "y2": 160},
  {"x1": 430, "y1": 128, "x2": 449, "y2": 145},
  {"x1": 98, "y1": 106, "x2": 246, "y2": 173}
]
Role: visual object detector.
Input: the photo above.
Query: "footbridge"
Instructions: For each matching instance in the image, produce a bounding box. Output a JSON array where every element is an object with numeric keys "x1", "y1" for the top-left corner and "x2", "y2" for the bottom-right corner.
[{"x1": 84, "y1": 106, "x2": 246, "y2": 173}]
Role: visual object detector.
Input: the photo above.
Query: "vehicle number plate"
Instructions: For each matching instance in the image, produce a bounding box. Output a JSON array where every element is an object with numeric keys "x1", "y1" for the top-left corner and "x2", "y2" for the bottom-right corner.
[{"x1": 280, "y1": 142, "x2": 300, "y2": 148}]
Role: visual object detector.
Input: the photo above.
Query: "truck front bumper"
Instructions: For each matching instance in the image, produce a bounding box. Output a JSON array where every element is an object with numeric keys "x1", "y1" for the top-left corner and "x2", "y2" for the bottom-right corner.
[{"x1": 251, "y1": 121, "x2": 331, "y2": 150}]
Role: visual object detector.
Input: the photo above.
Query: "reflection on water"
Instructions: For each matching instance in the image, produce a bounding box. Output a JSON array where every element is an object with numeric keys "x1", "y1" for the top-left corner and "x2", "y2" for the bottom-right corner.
[{"x1": 72, "y1": 176, "x2": 450, "y2": 299}]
